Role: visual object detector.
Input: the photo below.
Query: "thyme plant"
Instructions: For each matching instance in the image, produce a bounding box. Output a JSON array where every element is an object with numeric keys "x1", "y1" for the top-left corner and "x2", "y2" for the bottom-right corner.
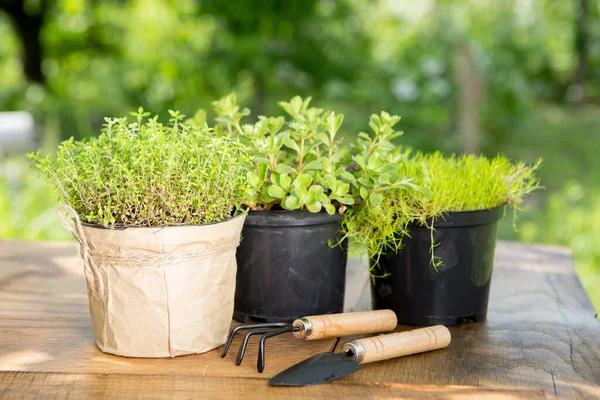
[{"x1": 29, "y1": 108, "x2": 250, "y2": 227}]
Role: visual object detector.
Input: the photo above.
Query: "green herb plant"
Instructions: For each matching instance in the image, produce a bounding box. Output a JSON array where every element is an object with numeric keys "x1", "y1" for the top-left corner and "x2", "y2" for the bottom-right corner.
[
  {"x1": 211, "y1": 94, "x2": 424, "y2": 220},
  {"x1": 367, "y1": 152, "x2": 542, "y2": 274},
  {"x1": 28, "y1": 108, "x2": 250, "y2": 227},
  {"x1": 400, "y1": 152, "x2": 542, "y2": 222},
  {"x1": 209, "y1": 94, "x2": 431, "y2": 277}
]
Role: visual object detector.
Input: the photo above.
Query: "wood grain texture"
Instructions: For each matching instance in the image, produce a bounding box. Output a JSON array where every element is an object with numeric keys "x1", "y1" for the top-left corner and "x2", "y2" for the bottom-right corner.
[
  {"x1": 0, "y1": 241, "x2": 336, "y2": 377},
  {"x1": 345, "y1": 326, "x2": 451, "y2": 364},
  {"x1": 336, "y1": 241, "x2": 600, "y2": 399},
  {"x1": 293, "y1": 309, "x2": 397, "y2": 340},
  {"x1": 0, "y1": 239, "x2": 598, "y2": 399},
  {"x1": 0, "y1": 371, "x2": 547, "y2": 400}
]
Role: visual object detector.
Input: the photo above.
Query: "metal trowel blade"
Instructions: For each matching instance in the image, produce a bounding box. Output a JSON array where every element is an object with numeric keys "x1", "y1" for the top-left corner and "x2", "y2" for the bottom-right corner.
[{"x1": 269, "y1": 351, "x2": 361, "y2": 387}]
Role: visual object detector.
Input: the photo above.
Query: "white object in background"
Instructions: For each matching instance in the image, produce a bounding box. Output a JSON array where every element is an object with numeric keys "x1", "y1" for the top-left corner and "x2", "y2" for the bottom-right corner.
[{"x1": 0, "y1": 111, "x2": 35, "y2": 155}]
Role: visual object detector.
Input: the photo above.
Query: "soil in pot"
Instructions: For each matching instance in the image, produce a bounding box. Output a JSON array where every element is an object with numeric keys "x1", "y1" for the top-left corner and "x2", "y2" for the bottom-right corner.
[
  {"x1": 234, "y1": 210, "x2": 348, "y2": 323},
  {"x1": 372, "y1": 205, "x2": 505, "y2": 326}
]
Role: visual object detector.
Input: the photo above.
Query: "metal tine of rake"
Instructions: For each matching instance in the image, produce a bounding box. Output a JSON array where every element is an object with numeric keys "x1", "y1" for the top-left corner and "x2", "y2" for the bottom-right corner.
[
  {"x1": 221, "y1": 322, "x2": 289, "y2": 359},
  {"x1": 235, "y1": 325, "x2": 301, "y2": 369},
  {"x1": 257, "y1": 325, "x2": 301, "y2": 373}
]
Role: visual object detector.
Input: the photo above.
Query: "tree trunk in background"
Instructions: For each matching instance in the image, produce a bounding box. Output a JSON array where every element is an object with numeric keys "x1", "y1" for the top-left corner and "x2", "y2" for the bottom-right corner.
[
  {"x1": 0, "y1": 0, "x2": 46, "y2": 85},
  {"x1": 573, "y1": 0, "x2": 590, "y2": 104},
  {"x1": 455, "y1": 44, "x2": 483, "y2": 154}
]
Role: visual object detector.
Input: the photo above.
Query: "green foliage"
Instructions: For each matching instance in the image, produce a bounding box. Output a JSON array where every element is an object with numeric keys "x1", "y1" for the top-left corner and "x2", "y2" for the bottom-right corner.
[
  {"x1": 348, "y1": 151, "x2": 541, "y2": 276},
  {"x1": 211, "y1": 94, "x2": 422, "y2": 217},
  {"x1": 400, "y1": 152, "x2": 542, "y2": 222},
  {"x1": 28, "y1": 108, "x2": 250, "y2": 227}
]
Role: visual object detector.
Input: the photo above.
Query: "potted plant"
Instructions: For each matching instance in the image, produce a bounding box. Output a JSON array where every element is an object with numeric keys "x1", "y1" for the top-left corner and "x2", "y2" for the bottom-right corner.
[
  {"x1": 210, "y1": 94, "x2": 423, "y2": 322},
  {"x1": 368, "y1": 152, "x2": 541, "y2": 325},
  {"x1": 29, "y1": 109, "x2": 250, "y2": 357}
]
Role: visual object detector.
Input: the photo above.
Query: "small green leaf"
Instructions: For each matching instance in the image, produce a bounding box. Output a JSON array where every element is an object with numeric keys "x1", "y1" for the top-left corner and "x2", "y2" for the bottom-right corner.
[
  {"x1": 275, "y1": 164, "x2": 295, "y2": 174},
  {"x1": 245, "y1": 188, "x2": 259, "y2": 201},
  {"x1": 340, "y1": 171, "x2": 355, "y2": 181},
  {"x1": 326, "y1": 176, "x2": 338, "y2": 190},
  {"x1": 353, "y1": 155, "x2": 366, "y2": 170},
  {"x1": 283, "y1": 137, "x2": 300, "y2": 152},
  {"x1": 335, "y1": 113, "x2": 344, "y2": 132},
  {"x1": 368, "y1": 193, "x2": 383, "y2": 208},
  {"x1": 297, "y1": 174, "x2": 313, "y2": 188},
  {"x1": 246, "y1": 172, "x2": 260, "y2": 187},
  {"x1": 257, "y1": 163, "x2": 268, "y2": 183},
  {"x1": 268, "y1": 185, "x2": 287, "y2": 199},
  {"x1": 271, "y1": 172, "x2": 280, "y2": 187},
  {"x1": 291, "y1": 96, "x2": 303, "y2": 112},
  {"x1": 306, "y1": 201, "x2": 322, "y2": 213},
  {"x1": 303, "y1": 160, "x2": 322, "y2": 171},
  {"x1": 367, "y1": 155, "x2": 382, "y2": 171},
  {"x1": 265, "y1": 116, "x2": 285, "y2": 134},
  {"x1": 283, "y1": 195, "x2": 301, "y2": 210},
  {"x1": 279, "y1": 174, "x2": 292, "y2": 190},
  {"x1": 400, "y1": 182, "x2": 433, "y2": 199},
  {"x1": 324, "y1": 204, "x2": 336, "y2": 215},
  {"x1": 358, "y1": 177, "x2": 373, "y2": 187},
  {"x1": 335, "y1": 183, "x2": 350, "y2": 197},
  {"x1": 378, "y1": 173, "x2": 391, "y2": 185},
  {"x1": 278, "y1": 102, "x2": 295, "y2": 118},
  {"x1": 315, "y1": 132, "x2": 330, "y2": 146},
  {"x1": 261, "y1": 186, "x2": 275, "y2": 202},
  {"x1": 337, "y1": 197, "x2": 355, "y2": 205},
  {"x1": 293, "y1": 184, "x2": 308, "y2": 201},
  {"x1": 309, "y1": 184, "x2": 324, "y2": 197},
  {"x1": 360, "y1": 187, "x2": 369, "y2": 200}
]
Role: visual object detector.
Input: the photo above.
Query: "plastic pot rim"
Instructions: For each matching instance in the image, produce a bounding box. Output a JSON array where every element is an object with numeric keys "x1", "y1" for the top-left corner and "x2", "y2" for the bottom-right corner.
[
  {"x1": 243, "y1": 209, "x2": 343, "y2": 227},
  {"x1": 412, "y1": 204, "x2": 506, "y2": 229}
]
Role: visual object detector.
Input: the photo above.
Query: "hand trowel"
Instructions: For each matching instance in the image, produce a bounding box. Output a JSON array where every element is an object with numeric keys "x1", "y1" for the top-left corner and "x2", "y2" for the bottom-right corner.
[{"x1": 269, "y1": 325, "x2": 451, "y2": 386}]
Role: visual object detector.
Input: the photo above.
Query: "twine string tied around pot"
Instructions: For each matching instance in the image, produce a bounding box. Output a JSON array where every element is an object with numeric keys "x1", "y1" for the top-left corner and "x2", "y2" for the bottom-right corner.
[{"x1": 57, "y1": 205, "x2": 243, "y2": 298}]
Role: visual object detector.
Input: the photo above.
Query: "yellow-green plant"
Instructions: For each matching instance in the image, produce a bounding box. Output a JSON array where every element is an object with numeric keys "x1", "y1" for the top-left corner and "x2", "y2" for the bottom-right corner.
[
  {"x1": 361, "y1": 152, "x2": 541, "y2": 275},
  {"x1": 28, "y1": 108, "x2": 250, "y2": 227},
  {"x1": 400, "y1": 152, "x2": 542, "y2": 222}
]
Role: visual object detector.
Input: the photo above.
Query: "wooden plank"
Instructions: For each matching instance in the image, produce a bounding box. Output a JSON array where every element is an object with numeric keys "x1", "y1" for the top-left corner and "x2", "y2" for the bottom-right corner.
[
  {"x1": 0, "y1": 240, "x2": 598, "y2": 399},
  {"x1": 335, "y1": 241, "x2": 600, "y2": 399},
  {"x1": 0, "y1": 241, "x2": 337, "y2": 378},
  {"x1": 0, "y1": 371, "x2": 547, "y2": 399},
  {"x1": 0, "y1": 323, "x2": 336, "y2": 378}
]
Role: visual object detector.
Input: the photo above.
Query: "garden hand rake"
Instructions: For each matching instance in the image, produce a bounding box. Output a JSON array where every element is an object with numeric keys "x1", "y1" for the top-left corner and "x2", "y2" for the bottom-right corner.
[{"x1": 221, "y1": 310, "x2": 397, "y2": 372}]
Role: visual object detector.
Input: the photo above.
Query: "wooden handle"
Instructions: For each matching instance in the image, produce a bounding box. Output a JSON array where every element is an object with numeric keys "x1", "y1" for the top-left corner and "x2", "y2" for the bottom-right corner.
[
  {"x1": 343, "y1": 325, "x2": 451, "y2": 364},
  {"x1": 292, "y1": 310, "x2": 397, "y2": 340}
]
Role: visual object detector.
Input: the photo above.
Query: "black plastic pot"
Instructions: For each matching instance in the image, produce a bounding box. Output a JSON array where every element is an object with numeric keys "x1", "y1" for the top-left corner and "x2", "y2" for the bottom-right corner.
[
  {"x1": 372, "y1": 205, "x2": 505, "y2": 326},
  {"x1": 234, "y1": 210, "x2": 348, "y2": 323}
]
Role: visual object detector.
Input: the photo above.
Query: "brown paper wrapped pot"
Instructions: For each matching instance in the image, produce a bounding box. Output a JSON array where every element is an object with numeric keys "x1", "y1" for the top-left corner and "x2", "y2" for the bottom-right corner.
[{"x1": 60, "y1": 206, "x2": 245, "y2": 358}]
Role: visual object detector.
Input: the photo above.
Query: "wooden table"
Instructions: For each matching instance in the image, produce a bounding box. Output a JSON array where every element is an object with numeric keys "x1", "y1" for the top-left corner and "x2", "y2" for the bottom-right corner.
[{"x1": 0, "y1": 240, "x2": 599, "y2": 399}]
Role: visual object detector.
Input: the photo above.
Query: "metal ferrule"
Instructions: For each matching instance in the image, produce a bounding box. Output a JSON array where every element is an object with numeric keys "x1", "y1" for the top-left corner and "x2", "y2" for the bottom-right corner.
[
  {"x1": 292, "y1": 318, "x2": 313, "y2": 339},
  {"x1": 343, "y1": 341, "x2": 365, "y2": 363}
]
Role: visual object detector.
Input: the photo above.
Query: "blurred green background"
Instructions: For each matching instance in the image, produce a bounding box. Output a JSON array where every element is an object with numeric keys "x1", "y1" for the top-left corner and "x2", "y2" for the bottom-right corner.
[{"x1": 1, "y1": 0, "x2": 599, "y2": 311}]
